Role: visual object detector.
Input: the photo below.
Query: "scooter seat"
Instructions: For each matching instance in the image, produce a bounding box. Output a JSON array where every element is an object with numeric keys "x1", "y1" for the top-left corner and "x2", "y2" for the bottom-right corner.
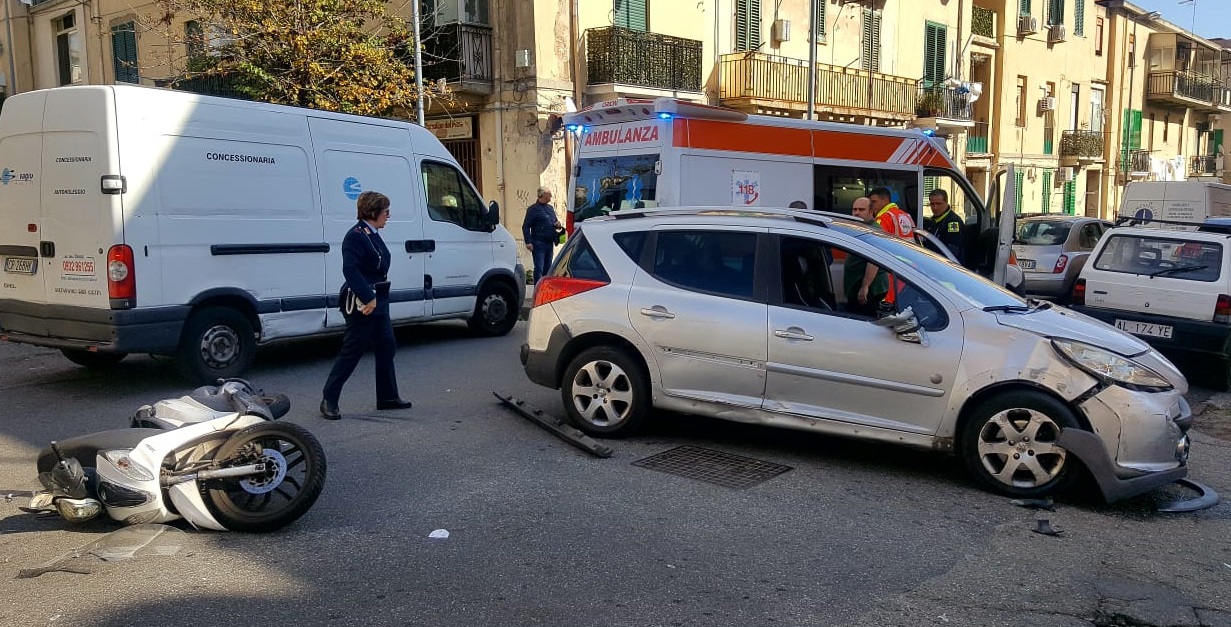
[{"x1": 37, "y1": 428, "x2": 165, "y2": 473}]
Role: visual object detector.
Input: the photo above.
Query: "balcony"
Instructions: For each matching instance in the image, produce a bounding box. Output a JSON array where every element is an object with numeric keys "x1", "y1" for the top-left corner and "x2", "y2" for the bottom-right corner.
[
  {"x1": 971, "y1": 6, "x2": 996, "y2": 40},
  {"x1": 719, "y1": 52, "x2": 917, "y2": 121},
  {"x1": 585, "y1": 26, "x2": 703, "y2": 94},
  {"x1": 1190, "y1": 155, "x2": 1220, "y2": 177},
  {"x1": 1120, "y1": 149, "x2": 1152, "y2": 175},
  {"x1": 422, "y1": 23, "x2": 494, "y2": 95},
  {"x1": 915, "y1": 85, "x2": 975, "y2": 129},
  {"x1": 966, "y1": 121, "x2": 990, "y2": 154},
  {"x1": 1146, "y1": 71, "x2": 1223, "y2": 111},
  {"x1": 1059, "y1": 130, "x2": 1104, "y2": 164}
]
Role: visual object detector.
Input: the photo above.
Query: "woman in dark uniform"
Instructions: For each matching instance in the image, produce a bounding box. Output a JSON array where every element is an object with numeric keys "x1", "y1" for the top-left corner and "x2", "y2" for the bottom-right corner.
[{"x1": 320, "y1": 191, "x2": 413, "y2": 419}]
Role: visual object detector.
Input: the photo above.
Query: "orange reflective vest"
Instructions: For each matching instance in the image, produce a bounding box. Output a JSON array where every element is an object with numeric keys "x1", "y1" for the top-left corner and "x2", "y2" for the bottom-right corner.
[{"x1": 875, "y1": 203, "x2": 916, "y2": 239}]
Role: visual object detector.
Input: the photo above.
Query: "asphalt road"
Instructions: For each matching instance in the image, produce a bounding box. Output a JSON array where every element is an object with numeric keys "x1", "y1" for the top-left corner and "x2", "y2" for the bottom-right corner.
[{"x1": 1, "y1": 322, "x2": 1229, "y2": 627}]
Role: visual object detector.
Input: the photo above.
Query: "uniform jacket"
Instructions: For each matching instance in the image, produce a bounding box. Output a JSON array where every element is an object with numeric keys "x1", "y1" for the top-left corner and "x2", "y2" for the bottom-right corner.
[
  {"x1": 341, "y1": 220, "x2": 391, "y2": 307},
  {"x1": 522, "y1": 201, "x2": 559, "y2": 243},
  {"x1": 924, "y1": 209, "x2": 966, "y2": 263}
]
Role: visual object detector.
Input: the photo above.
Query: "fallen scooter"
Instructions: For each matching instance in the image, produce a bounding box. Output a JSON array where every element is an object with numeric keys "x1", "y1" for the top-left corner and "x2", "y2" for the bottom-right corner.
[{"x1": 28, "y1": 379, "x2": 326, "y2": 532}]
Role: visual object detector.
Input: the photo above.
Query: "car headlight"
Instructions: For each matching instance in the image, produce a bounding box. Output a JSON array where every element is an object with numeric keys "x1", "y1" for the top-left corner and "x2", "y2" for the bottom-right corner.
[
  {"x1": 1051, "y1": 339, "x2": 1172, "y2": 391},
  {"x1": 101, "y1": 449, "x2": 156, "y2": 482}
]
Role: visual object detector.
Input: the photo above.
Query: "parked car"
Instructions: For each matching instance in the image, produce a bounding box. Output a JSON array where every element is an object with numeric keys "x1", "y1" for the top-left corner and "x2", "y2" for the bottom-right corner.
[
  {"x1": 1012, "y1": 214, "x2": 1112, "y2": 302},
  {"x1": 521, "y1": 207, "x2": 1193, "y2": 502},
  {"x1": 1072, "y1": 224, "x2": 1231, "y2": 389}
]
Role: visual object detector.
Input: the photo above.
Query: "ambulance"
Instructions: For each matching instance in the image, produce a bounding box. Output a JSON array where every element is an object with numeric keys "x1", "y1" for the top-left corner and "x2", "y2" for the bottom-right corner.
[{"x1": 562, "y1": 98, "x2": 1013, "y2": 276}]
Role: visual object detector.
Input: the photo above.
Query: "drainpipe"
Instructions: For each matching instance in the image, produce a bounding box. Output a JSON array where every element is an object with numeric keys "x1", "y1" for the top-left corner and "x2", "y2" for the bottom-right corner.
[
  {"x1": 806, "y1": 0, "x2": 815, "y2": 120},
  {"x1": 4, "y1": 0, "x2": 18, "y2": 93},
  {"x1": 714, "y1": 0, "x2": 720, "y2": 106}
]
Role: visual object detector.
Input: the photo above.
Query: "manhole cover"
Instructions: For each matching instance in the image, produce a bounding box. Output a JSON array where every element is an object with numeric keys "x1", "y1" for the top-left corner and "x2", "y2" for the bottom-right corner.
[{"x1": 632, "y1": 445, "x2": 792, "y2": 489}]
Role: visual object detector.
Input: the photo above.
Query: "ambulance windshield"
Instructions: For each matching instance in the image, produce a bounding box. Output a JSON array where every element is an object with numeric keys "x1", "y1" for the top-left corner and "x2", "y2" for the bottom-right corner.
[{"x1": 572, "y1": 154, "x2": 659, "y2": 223}]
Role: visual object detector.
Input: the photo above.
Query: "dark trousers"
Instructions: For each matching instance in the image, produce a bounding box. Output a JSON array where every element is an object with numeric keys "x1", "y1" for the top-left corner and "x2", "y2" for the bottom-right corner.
[
  {"x1": 530, "y1": 240, "x2": 554, "y2": 284},
  {"x1": 322, "y1": 309, "x2": 399, "y2": 404}
]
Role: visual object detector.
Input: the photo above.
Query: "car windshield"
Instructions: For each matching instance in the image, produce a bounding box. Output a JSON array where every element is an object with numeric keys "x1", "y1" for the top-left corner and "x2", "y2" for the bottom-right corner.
[
  {"x1": 841, "y1": 225, "x2": 1026, "y2": 310},
  {"x1": 1015, "y1": 220, "x2": 1072, "y2": 246}
]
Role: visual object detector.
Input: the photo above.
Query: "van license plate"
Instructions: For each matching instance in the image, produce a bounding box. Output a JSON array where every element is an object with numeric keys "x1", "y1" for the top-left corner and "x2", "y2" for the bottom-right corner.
[
  {"x1": 1115, "y1": 319, "x2": 1173, "y2": 339},
  {"x1": 1018, "y1": 259, "x2": 1036, "y2": 270},
  {"x1": 3, "y1": 257, "x2": 36, "y2": 275}
]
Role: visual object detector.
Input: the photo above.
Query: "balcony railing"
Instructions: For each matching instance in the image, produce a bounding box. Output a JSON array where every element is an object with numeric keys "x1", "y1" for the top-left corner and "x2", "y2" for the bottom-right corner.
[
  {"x1": 1190, "y1": 155, "x2": 1220, "y2": 176},
  {"x1": 916, "y1": 85, "x2": 973, "y2": 121},
  {"x1": 1059, "y1": 130, "x2": 1104, "y2": 160},
  {"x1": 422, "y1": 23, "x2": 494, "y2": 89},
  {"x1": 1120, "y1": 149, "x2": 1152, "y2": 173},
  {"x1": 157, "y1": 75, "x2": 251, "y2": 101},
  {"x1": 586, "y1": 26, "x2": 702, "y2": 92},
  {"x1": 1146, "y1": 70, "x2": 1222, "y2": 106},
  {"x1": 720, "y1": 53, "x2": 917, "y2": 118},
  {"x1": 972, "y1": 6, "x2": 996, "y2": 38},
  {"x1": 966, "y1": 121, "x2": 990, "y2": 154}
]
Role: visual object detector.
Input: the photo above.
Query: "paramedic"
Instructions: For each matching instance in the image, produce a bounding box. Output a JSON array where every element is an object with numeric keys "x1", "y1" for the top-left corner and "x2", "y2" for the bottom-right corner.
[
  {"x1": 320, "y1": 191, "x2": 413, "y2": 420},
  {"x1": 923, "y1": 189, "x2": 966, "y2": 264},
  {"x1": 522, "y1": 187, "x2": 562, "y2": 284},
  {"x1": 868, "y1": 186, "x2": 915, "y2": 239},
  {"x1": 845, "y1": 197, "x2": 889, "y2": 316}
]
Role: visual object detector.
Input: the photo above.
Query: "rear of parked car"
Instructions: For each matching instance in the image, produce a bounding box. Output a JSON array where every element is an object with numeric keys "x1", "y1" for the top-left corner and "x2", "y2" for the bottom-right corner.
[
  {"x1": 1072, "y1": 227, "x2": 1231, "y2": 388},
  {"x1": 1012, "y1": 215, "x2": 1110, "y2": 301}
]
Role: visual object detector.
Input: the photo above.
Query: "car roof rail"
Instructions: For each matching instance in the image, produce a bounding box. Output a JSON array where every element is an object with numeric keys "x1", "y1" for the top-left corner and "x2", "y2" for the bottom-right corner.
[{"x1": 605, "y1": 205, "x2": 838, "y2": 228}]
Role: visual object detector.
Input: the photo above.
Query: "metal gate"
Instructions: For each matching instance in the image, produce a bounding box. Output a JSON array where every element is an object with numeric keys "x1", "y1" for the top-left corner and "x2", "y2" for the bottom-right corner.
[{"x1": 442, "y1": 138, "x2": 481, "y2": 190}]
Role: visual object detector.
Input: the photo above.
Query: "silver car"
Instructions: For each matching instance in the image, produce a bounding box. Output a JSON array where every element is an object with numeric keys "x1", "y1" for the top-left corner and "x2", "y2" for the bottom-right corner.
[
  {"x1": 1012, "y1": 214, "x2": 1112, "y2": 301},
  {"x1": 520, "y1": 207, "x2": 1193, "y2": 501}
]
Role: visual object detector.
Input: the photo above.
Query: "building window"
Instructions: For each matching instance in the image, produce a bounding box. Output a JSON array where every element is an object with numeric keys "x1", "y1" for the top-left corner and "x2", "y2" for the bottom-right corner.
[
  {"x1": 815, "y1": 0, "x2": 826, "y2": 43},
  {"x1": 1016, "y1": 76, "x2": 1028, "y2": 127},
  {"x1": 425, "y1": 0, "x2": 490, "y2": 26},
  {"x1": 185, "y1": 20, "x2": 205, "y2": 61},
  {"x1": 1074, "y1": 0, "x2": 1085, "y2": 36},
  {"x1": 860, "y1": 7, "x2": 881, "y2": 72},
  {"x1": 1163, "y1": 113, "x2": 1169, "y2": 143},
  {"x1": 1095, "y1": 17, "x2": 1103, "y2": 55},
  {"x1": 735, "y1": 0, "x2": 761, "y2": 52},
  {"x1": 614, "y1": 0, "x2": 647, "y2": 31},
  {"x1": 1047, "y1": 0, "x2": 1064, "y2": 26},
  {"x1": 111, "y1": 22, "x2": 139, "y2": 84},
  {"x1": 1020, "y1": 0, "x2": 1032, "y2": 17},
  {"x1": 923, "y1": 22, "x2": 947, "y2": 87},
  {"x1": 54, "y1": 12, "x2": 83, "y2": 86}
]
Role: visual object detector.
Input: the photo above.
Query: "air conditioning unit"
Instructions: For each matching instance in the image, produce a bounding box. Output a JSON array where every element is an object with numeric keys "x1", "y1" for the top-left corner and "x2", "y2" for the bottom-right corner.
[
  {"x1": 1056, "y1": 166, "x2": 1076, "y2": 183},
  {"x1": 771, "y1": 19, "x2": 791, "y2": 43},
  {"x1": 1047, "y1": 23, "x2": 1067, "y2": 43},
  {"x1": 1018, "y1": 15, "x2": 1039, "y2": 35},
  {"x1": 1038, "y1": 96, "x2": 1057, "y2": 112}
]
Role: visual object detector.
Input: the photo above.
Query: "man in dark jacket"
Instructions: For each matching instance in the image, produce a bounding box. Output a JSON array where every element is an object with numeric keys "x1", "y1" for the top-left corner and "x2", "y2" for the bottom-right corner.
[
  {"x1": 923, "y1": 189, "x2": 966, "y2": 265},
  {"x1": 522, "y1": 187, "x2": 561, "y2": 284}
]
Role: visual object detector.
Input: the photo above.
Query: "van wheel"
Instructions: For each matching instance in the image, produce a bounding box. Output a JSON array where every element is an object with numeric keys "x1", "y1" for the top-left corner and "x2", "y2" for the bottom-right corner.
[
  {"x1": 60, "y1": 349, "x2": 127, "y2": 369},
  {"x1": 468, "y1": 281, "x2": 518, "y2": 337},
  {"x1": 962, "y1": 390, "x2": 1080, "y2": 499},
  {"x1": 560, "y1": 346, "x2": 650, "y2": 438},
  {"x1": 176, "y1": 307, "x2": 256, "y2": 384}
]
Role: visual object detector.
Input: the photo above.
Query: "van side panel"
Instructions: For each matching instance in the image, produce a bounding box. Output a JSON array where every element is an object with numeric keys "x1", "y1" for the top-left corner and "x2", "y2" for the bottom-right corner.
[{"x1": 679, "y1": 153, "x2": 812, "y2": 208}]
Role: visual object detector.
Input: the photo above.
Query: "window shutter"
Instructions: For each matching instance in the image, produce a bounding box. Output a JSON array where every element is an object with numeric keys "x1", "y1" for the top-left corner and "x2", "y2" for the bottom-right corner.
[
  {"x1": 1041, "y1": 169, "x2": 1053, "y2": 213},
  {"x1": 1063, "y1": 181, "x2": 1076, "y2": 214},
  {"x1": 736, "y1": 0, "x2": 761, "y2": 52},
  {"x1": 1015, "y1": 171, "x2": 1025, "y2": 214},
  {"x1": 1048, "y1": 0, "x2": 1064, "y2": 26},
  {"x1": 1020, "y1": 0, "x2": 1031, "y2": 17},
  {"x1": 1074, "y1": 0, "x2": 1084, "y2": 36},
  {"x1": 111, "y1": 22, "x2": 139, "y2": 84},
  {"x1": 614, "y1": 0, "x2": 647, "y2": 31},
  {"x1": 815, "y1": 0, "x2": 826, "y2": 42},
  {"x1": 924, "y1": 22, "x2": 947, "y2": 87},
  {"x1": 861, "y1": 7, "x2": 880, "y2": 72}
]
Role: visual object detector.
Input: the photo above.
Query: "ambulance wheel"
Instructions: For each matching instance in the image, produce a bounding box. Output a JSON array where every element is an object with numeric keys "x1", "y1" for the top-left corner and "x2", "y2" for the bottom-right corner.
[
  {"x1": 60, "y1": 349, "x2": 127, "y2": 369},
  {"x1": 468, "y1": 281, "x2": 518, "y2": 337},
  {"x1": 176, "y1": 307, "x2": 256, "y2": 384}
]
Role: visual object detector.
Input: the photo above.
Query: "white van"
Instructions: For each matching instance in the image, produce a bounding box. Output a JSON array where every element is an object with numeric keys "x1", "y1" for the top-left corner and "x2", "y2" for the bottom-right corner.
[
  {"x1": 1117, "y1": 181, "x2": 1231, "y2": 229},
  {"x1": 0, "y1": 85, "x2": 524, "y2": 382}
]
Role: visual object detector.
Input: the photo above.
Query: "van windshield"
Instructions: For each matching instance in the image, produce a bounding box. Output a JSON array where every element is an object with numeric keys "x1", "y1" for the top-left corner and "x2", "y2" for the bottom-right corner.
[{"x1": 573, "y1": 154, "x2": 659, "y2": 223}]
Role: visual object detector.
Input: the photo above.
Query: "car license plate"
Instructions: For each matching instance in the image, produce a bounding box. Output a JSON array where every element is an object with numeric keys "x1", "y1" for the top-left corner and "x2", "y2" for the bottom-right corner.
[
  {"x1": 1115, "y1": 319, "x2": 1173, "y2": 339},
  {"x1": 3, "y1": 257, "x2": 36, "y2": 275},
  {"x1": 1018, "y1": 259, "x2": 1036, "y2": 270}
]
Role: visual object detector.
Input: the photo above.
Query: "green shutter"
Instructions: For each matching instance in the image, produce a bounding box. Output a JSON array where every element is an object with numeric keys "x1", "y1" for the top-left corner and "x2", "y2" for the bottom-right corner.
[
  {"x1": 1048, "y1": 0, "x2": 1064, "y2": 26},
  {"x1": 924, "y1": 22, "x2": 947, "y2": 87},
  {"x1": 1214, "y1": 129, "x2": 1225, "y2": 153},
  {"x1": 924, "y1": 176, "x2": 938, "y2": 194},
  {"x1": 1041, "y1": 169, "x2": 1053, "y2": 213},
  {"x1": 1021, "y1": 0, "x2": 1032, "y2": 17},
  {"x1": 1015, "y1": 171, "x2": 1025, "y2": 214},
  {"x1": 861, "y1": 8, "x2": 881, "y2": 72},
  {"x1": 614, "y1": 0, "x2": 647, "y2": 31},
  {"x1": 1074, "y1": 0, "x2": 1085, "y2": 36},
  {"x1": 1119, "y1": 108, "x2": 1142, "y2": 168},
  {"x1": 1063, "y1": 180, "x2": 1076, "y2": 214},
  {"x1": 816, "y1": 0, "x2": 826, "y2": 41},
  {"x1": 111, "y1": 23, "x2": 139, "y2": 84},
  {"x1": 736, "y1": 0, "x2": 761, "y2": 52}
]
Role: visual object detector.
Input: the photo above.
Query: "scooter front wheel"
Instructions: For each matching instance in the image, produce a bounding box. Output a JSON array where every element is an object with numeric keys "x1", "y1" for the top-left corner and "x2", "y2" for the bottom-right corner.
[{"x1": 200, "y1": 422, "x2": 327, "y2": 532}]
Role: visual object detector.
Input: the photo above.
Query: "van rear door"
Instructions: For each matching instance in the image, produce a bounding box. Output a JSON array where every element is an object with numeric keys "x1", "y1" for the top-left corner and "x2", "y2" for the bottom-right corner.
[{"x1": 0, "y1": 92, "x2": 47, "y2": 316}]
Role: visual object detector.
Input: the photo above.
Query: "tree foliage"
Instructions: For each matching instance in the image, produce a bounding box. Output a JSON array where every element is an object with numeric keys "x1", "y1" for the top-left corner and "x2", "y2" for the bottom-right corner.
[{"x1": 150, "y1": 0, "x2": 449, "y2": 116}]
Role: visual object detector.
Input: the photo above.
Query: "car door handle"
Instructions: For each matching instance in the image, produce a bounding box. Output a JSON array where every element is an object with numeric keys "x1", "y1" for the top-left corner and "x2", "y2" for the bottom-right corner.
[
  {"x1": 774, "y1": 327, "x2": 814, "y2": 341},
  {"x1": 640, "y1": 306, "x2": 676, "y2": 319}
]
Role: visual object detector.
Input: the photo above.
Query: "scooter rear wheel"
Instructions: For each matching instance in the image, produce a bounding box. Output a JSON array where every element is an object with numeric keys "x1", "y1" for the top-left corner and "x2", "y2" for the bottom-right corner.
[{"x1": 200, "y1": 422, "x2": 326, "y2": 532}]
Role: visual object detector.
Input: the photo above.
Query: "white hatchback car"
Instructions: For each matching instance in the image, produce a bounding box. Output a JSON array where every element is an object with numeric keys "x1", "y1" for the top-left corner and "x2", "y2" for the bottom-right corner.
[{"x1": 520, "y1": 208, "x2": 1194, "y2": 501}]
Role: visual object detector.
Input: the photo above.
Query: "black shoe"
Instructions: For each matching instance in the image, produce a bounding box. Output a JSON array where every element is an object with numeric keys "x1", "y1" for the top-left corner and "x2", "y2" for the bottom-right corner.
[
  {"x1": 320, "y1": 399, "x2": 341, "y2": 420},
  {"x1": 376, "y1": 398, "x2": 413, "y2": 410}
]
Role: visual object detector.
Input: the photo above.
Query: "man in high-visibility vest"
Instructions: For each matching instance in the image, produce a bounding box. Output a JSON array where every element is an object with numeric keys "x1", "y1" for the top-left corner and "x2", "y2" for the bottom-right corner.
[
  {"x1": 846, "y1": 197, "x2": 890, "y2": 316},
  {"x1": 868, "y1": 187, "x2": 916, "y2": 239}
]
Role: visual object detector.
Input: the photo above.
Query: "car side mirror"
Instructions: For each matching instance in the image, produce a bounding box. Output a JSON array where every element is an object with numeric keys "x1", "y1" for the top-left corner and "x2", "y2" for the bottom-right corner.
[
  {"x1": 486, "y1": 201, "x2": 500, "y2": 230},
  {"x1": 870, "y1": 305, "x2": 929, "y2": 346}
]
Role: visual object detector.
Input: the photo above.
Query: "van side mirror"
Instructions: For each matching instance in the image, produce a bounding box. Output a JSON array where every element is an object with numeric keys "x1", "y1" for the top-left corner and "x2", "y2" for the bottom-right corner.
[
  {"x1": 871, "y1": 306, "x2": 929, "y2": 346},
  {"x1": 487, "y1": 201, "x2": 500, "y2": 228}
]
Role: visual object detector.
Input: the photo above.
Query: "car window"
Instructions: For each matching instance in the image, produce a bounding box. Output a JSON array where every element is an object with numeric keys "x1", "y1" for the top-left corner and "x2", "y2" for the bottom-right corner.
[
  {"x1": 421, "y1": 161, "x2": 487, "y2": 231},
  {"x1": 1015, "y1": 220, "x2": 1072, "y2": 246},
  {"x1": 1092, "y1": 233, "x2": 1222, "y2": 282},
  {"x1": 651, "y1": 230, "x2": 757, "y2": 299},
  {"x1": 573, "y1": 153, "x2": 659, "y2": 223},
  {"x1": 614, "y1": 231, "x2": 648, "y2": 266},
  {"x1": 549, "y1": 232, "x2": 609, "y2": 282},
  {"x1": 1078, "y1": 224, "x2": 1101, "y2": 249}
]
